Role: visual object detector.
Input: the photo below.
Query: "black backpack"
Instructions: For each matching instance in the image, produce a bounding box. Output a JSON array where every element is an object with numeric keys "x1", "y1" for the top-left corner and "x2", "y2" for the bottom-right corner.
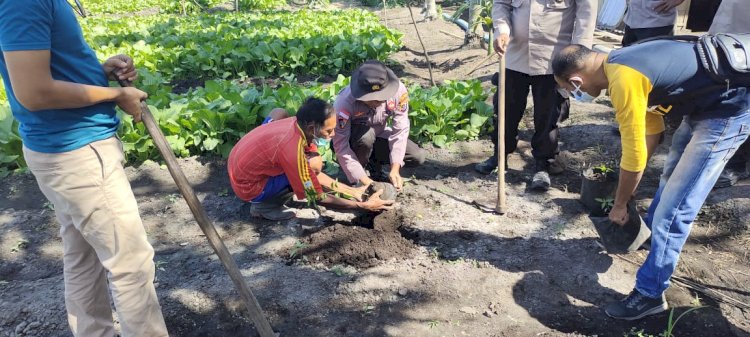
[
  {"x1": 696, "y1": 33, "x2": 750, "y2": 88},
  {"x1": 637, "y1": 33, "x2": 750, "y2": 89},
  {"x1": 629, "y1": 33, "x2": 750, "y2": 107}
]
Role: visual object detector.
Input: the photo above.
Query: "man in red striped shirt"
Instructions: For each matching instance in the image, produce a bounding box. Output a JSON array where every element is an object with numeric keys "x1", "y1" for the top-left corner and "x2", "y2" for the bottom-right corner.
[{"x1": 228, "y1": 97, "x2": 393, "y2": 220}]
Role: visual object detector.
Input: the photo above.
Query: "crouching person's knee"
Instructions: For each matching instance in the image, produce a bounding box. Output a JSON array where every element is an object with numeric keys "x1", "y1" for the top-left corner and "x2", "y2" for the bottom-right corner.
[
  {"x1": 406, "y1": 147, "x2": 426, "y2": 167},
  {"x1": 414, "y1": 149, "x2": 426, "y2": 166}
]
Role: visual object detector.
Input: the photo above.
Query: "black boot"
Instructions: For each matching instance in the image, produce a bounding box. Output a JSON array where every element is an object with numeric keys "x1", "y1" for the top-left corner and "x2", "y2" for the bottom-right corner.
[{"x1": 474, "y1": 155, "x2": 498, "y2": 175}]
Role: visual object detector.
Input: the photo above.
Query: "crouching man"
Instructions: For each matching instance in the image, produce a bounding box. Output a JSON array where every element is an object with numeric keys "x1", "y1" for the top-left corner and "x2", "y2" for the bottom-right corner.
[
  {"x1": 333, "y1": 61, "x2": 426, "y2": 190},
  {"x1": 228, "y1": 97, "x2": 393, "y2": 220},
  {"x1": 552, "y1": 42, "x2": 750, "y2": 320}
]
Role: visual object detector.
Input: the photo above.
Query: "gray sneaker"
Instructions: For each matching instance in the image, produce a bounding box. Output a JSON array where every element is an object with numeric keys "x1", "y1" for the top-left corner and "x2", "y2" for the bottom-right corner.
[
  {"x1": 605, "y1": 289, "x2": 668, "y2": 320},
  {"x1": 249, "y1": 202, "x2": 296, "y2": 221},
  {"x1": 531, "y1": 170, "x2": 551, "y2": 191},
  {"x1": 714, "y1": 167, "x2": 749, "y2": 189}
]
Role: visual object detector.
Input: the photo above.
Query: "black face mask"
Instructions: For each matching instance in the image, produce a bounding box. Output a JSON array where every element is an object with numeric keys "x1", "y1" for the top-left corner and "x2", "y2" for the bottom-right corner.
[{"x1": 70, "y1": 0, "x2": 87, "y2": 18}]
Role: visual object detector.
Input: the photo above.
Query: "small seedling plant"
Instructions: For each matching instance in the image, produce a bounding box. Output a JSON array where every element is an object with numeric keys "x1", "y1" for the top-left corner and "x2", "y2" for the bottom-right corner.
[
  {"x1": 592, "y1": 163, "x2": 615, "y2": 179},
  {"x1": 595, "y1": 197, "x2": 615, "y2": 213},
  {"x1": 289, "y1": 240, "x2": 310, "y2": 259},
  {"x1": 625, "y1": 306, "x2": 706, "y2": 337}
]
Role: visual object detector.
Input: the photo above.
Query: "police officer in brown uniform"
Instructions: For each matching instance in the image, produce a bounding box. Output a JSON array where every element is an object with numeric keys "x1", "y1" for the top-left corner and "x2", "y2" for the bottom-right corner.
[
  {"x1": 333, "y1": 61, "x2": 426, "y2": 190},
  {"x1": 476, "y1": 0, "x2": 597, "y2": 191}
]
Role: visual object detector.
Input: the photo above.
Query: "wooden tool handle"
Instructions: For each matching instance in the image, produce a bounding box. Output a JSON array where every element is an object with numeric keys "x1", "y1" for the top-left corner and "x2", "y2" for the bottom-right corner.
[
  {"x1": 116, "y1": 78, "x2": 277, "y2": 337},
  {"x1": 496, "y1": 56, "x2": 507, "y2": 215}
]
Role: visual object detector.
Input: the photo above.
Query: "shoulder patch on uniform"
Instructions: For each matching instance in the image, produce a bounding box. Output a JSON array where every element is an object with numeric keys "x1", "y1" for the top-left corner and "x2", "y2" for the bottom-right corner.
[
  {"x1": 398, "y1": 91, "x2": 409, "y2": 110},
  {"x1": 387, "y1": 99, "x2": 396, "y2": 111},
  {"x1": 337, "y1": 112, "x2": 350, "y2": 129},
  {"x1": 398, "y1": 91, "x2": 409, "y2": 104}
]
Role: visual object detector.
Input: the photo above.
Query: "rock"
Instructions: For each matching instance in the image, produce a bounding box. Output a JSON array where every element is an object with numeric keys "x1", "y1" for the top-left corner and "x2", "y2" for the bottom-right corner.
[
  {"x1": 459, "y1": 306, "x2": 477, "y2": 315},
  {"x1": 364, "y1": 182, "x2": 398, "y2": 201},
  {"x1": 15, "y1": 321, "x2": 27, "y2": 335},
  {"x1": 397, "y1": 289, "x2": 408, "y2": 297},
  {"x1": 483, "y1": 310, "x2": 493, "y2": 318}
]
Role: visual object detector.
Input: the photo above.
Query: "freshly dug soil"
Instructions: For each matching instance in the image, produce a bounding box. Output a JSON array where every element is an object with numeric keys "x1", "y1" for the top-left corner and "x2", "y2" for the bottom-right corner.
[
  {"x1": 372, "y1": 209, "x2": 403, "y2": 231},
  {"x1": 296, "y1": 211, "x2": 416, "y2": 268}
]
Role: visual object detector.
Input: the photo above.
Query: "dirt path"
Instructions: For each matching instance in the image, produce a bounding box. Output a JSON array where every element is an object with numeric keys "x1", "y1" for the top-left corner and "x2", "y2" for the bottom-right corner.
[
  {"x1": 378, "y1": 6, "x2": 498, "y2": 86},
  {"x1": 2, "y1": 6, "x2": 750, "y2": 337}
]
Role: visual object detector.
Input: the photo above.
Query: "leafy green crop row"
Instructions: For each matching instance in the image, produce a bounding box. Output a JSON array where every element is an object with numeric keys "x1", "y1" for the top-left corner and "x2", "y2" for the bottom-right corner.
[
  {"x1": 238, "y1": 0, "x2": 288, "y2": 10},
  {"x1": 0, "y1": 78, "x2": 6, "y2": 102},
  {"x1": 77, "y1": 0, "x2": 248, "y2": 15},
  {"x1": 0, "y1": 104, "x2": 24, "y2": 177},
  {"x1": 119, "y1": 76, "x2": 492, "y2": 164},
  {"x1": 0, "y1": 77, "x2": 492, "y2": 174},
  {"x1": 82, "y1": 10, "x2": 402, "y2": 82},
  {"x1": 74, "y1": 0, "x2": 170, "y2": 15},
  {"x1": 409, "y1": 80, "x2": 492, "y2": 147}
]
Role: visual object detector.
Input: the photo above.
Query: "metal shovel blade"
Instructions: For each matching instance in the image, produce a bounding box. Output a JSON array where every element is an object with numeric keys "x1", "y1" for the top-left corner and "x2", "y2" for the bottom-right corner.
[{"x1": 589, "y1": 203, "x2": 651, "y2": 254}]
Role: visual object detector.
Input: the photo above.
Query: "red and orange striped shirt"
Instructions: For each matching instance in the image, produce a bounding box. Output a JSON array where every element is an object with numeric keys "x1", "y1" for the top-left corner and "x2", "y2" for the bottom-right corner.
[{"x1": 228, "y1": 117, "x2": 323, "y2": 202}]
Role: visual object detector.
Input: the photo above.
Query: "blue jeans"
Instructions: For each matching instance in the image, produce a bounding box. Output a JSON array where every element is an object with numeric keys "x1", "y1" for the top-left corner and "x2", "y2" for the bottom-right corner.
[
  {"x1": 251, "y1": 174, "x2": 291, "y2": 202},
  {"x1": 637, "y1": 109, "x2": 750, "y2": 298}
]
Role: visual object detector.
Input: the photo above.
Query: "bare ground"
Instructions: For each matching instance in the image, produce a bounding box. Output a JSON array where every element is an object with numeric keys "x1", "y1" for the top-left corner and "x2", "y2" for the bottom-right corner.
[
  {"x1": 2, "y1": 99, "x2": 749, "y2": 336},
  {"x1": 1, "y1": 6, "x2": 750, "y2": 337}
]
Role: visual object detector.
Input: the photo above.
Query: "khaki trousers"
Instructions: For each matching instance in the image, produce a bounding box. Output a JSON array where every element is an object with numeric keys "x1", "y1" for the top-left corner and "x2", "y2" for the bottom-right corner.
[{"x1": 23, "y1": 137, "x2": 168, "y2": 337}]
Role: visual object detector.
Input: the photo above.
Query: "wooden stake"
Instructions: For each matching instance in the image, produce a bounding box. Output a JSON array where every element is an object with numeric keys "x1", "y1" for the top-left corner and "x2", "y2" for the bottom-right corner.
[
  {"x1": 407, "y1": 5, "x2": 436, "y2": 86},
  {"x1": 466, "y1": 52, "x2": 495, "y2": 76},
  {"x1": 496, "y1": 55, "x2": 506, "y2": 215},
  {"x1": 382, "y1": 0, "x2": 388, "y2": 28},
  {"x1": 439, "y1": 29, "x2": 463, "y2": 40}
]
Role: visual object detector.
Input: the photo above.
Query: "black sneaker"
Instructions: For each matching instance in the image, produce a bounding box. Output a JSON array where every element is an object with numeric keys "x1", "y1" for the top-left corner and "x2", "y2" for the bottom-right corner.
[
  {"x1": 474, "y1": 156, "x2": 498, "y2": 175},
  {"x1": 605, "y1": 289, "x2": 668, "y2": 320}
]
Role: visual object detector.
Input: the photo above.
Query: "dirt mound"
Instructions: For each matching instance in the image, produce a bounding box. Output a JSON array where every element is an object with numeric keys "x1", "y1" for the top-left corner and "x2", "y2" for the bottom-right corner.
[{"x1": 296, "y1": 211, "x2": 416, "y2": 268}]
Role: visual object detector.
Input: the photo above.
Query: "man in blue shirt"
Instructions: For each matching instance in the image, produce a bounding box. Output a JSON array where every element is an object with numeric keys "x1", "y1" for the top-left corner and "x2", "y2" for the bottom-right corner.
[{"x1": 0, "y1": 1, "x2": 169, "y2": 336}]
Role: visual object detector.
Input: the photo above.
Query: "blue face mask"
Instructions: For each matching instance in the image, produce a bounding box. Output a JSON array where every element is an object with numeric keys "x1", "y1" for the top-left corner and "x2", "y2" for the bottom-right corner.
[
  {"x1": 571, "y1": 82, "x2": 596, "y2": 103},
  {"x1": 312, "y1": 126, "x2": 331, "y2": 148},
  {"x1": 315, "y1": 137, "x2": 330, "y2": 148}
]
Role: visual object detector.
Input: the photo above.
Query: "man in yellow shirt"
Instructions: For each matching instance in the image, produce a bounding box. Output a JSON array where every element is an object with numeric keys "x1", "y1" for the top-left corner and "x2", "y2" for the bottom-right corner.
[{"x1": 552, "y1": 42, "x2": 750, "y2": 320}]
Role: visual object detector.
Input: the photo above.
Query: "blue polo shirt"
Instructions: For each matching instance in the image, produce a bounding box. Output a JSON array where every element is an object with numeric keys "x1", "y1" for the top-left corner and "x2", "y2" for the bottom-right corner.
[{"x1": 0, "y1": 0, "x2": 119, "y2": 153}]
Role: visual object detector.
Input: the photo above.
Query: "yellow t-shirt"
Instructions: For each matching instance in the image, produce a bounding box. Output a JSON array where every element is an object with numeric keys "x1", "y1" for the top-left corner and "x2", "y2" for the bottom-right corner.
[{"x1": 604, "y1": 61, "x2": 666, "y2": 172}]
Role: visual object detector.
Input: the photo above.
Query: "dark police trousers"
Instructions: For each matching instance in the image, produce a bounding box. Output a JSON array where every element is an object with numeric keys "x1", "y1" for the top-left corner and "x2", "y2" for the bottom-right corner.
[
  {"x1": 349, "y1": 123, "x2": 426, "y2": 171},
  {"x1": 490, "y1": 69, "x2": 569, "y2": 166}
]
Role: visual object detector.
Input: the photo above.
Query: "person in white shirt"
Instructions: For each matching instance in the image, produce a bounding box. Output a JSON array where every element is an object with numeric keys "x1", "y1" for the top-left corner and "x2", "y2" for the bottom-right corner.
[{"x1": 621, "y1": 0, "x2": 685, "y2": 46}]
